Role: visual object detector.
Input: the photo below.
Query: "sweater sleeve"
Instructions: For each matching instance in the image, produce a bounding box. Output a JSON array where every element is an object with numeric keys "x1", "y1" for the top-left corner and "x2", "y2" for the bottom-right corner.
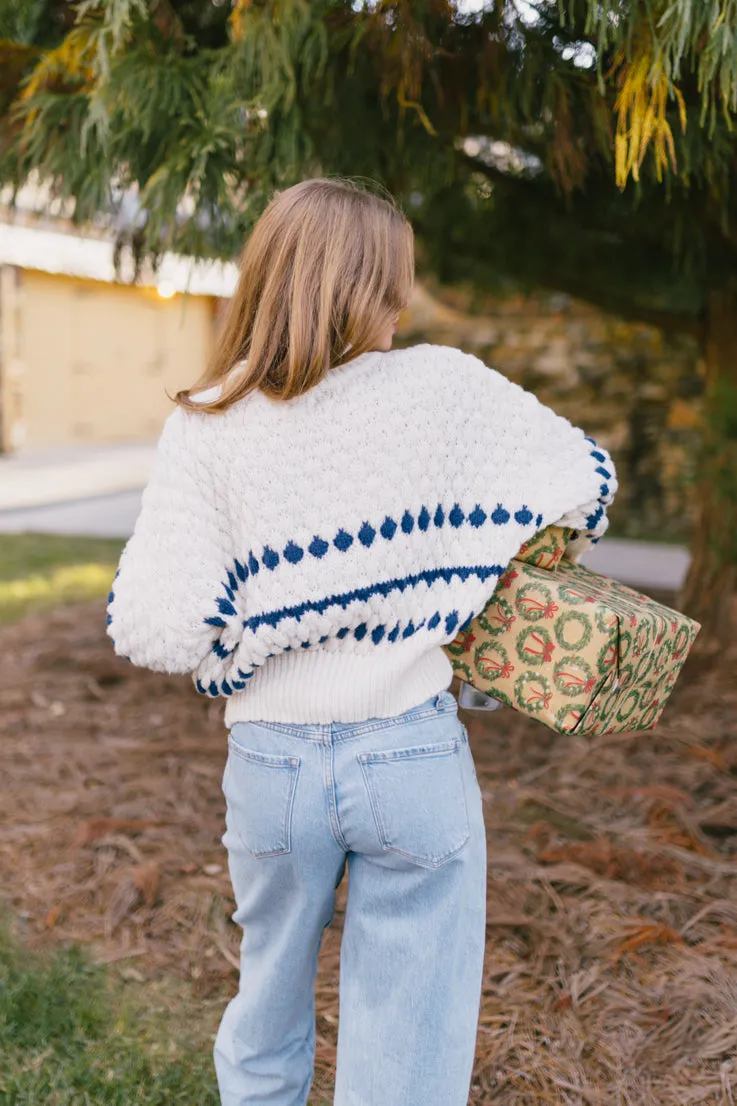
[
  {"x1": 448, "y1": 347, "x2": 619, "y2": 561},
  {"x1": 550, "y1": 433, "x2": 617, "y2": 563},
  {"x1": 106, "y1": 406, "x2": 232, "y2": 674}
]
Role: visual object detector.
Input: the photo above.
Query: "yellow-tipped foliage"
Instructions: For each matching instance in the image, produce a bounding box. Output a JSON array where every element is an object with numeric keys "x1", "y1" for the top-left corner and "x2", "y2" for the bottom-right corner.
[
  {"x1": 20, "y1": 25, "x2": 98, "y2": 105},
  {"x1": 611, "y1": 43, "x2": 688, "y2": 189}
]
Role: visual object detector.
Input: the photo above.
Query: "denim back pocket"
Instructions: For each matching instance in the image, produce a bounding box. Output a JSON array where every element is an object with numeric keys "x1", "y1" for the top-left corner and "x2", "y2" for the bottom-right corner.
[
  {"x1": 358, "y1": 738, "x2": 470, "y2": 869},
  {"x1": 224, "y1": 737, "x2": 300, "y2": 858}
]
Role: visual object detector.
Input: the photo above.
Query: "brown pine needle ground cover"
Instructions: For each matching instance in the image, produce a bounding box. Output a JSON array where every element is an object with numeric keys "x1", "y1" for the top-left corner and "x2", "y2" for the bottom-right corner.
[{"x1": 1, "y1": 600, "x2": 736, "y2": 1105}]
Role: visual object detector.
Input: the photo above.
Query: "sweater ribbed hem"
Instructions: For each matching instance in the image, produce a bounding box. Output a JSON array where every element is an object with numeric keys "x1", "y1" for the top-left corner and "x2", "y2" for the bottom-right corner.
[{"x1": 223, "y1": 644, "x2": 454, "y2": 725}]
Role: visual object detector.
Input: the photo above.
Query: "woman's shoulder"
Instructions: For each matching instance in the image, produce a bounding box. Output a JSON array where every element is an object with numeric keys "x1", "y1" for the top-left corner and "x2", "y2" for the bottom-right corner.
[{"x1": 384, "y1": 342, "x2": 498, "y2": 386}]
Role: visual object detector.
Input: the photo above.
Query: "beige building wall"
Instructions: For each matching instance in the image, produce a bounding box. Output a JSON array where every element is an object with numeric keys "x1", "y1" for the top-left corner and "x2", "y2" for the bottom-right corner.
[{"x1": 9, "y1": 269, "x2": 216, "y2": 449}]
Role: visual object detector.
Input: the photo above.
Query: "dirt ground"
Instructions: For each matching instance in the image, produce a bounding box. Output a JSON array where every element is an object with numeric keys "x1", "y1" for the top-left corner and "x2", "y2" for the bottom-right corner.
[{"x1": 1, "y1": 600, "x2": 736, "y2": 1104}]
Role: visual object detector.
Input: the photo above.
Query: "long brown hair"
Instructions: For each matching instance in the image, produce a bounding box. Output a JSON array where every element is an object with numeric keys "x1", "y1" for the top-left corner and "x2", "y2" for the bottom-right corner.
[{"x1": 175, "y1": 178, "x2": 414, "y2": 412}]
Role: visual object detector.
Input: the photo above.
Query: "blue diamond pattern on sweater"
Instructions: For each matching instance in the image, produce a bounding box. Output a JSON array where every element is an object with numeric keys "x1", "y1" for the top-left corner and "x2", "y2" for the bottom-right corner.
[
  {"x1": 336, "y1": 626, "x2": 350, "y2": 638},
  {"x1": 262, "y1": 547, "x2": 280, "y2": 570},
  {"x1": 449, "y1": 504, "x2": 464, "y2": 528},
  {"x1": 434, "y1": 505, "x2": 445, "y2": 528},
  {"x1": 284, "y1": 541, "x2": 304, "y2": 564},
  {"x1": 428, "y1": 611, "x2": 441, "y2": 630},
  {"x1": 491, "y1": 504, "x2": 510, "y2": 525},
  {"x1": 354, "y1": 622, "x2": 368, "y2": 641},
  {"x1": 234, "y1": 559, "x2": 248, "y2": 582},
  {"x1": 334, "y1": 529, "x2": 353, "y2": 552},
  {"x1": 468, "y1": 505, "x2": 486, "y2": 528},
  {"x1": 309, "y1": 536, "x2": 329, "y2": 558},
  {"x1": 387, "y1": 624, "x2": 400, "y2": 643},
  {"x1": 445, "y1": 611, "x2": 459, "y2": 635},
  {"x1": 372, "y1": 625, "x2": 385, "y2": 644},
  {"x1": 591, "y1": 450, "x2": 606, "y2": 462},
  {"x1": 358, "y1": 522, "x2": 376, "y2": 547},
  {"x1": 402, "y1": 620, "x2": 416, "y2": 638},
  {"x1": 600, "y1": 484, "x2": 609, "y2": 498},
  {"x1": 248, "y1": 552, "x2": 260, "y2": 575},
  {"x1": 595, "y1": 466, "x2": 612, "y2": 480},
  {"x1": 418, "y1": 506, "x2": 430, "y2": 531},
  {"x1": 536, "y1": 513, "x2": 543, "y2": 527},
  {"x1": 514, "y1": 506, "x2": 533, "y2": 526},
  {"x1": 380, "y1": 516, "x2": 397, "y2": 540},
  {"x1": 401, "y1": 511, "x2": 414, "y2": 534},
  {"x1": 586, "y1": 505, "x2": 604, "y2": 529}
]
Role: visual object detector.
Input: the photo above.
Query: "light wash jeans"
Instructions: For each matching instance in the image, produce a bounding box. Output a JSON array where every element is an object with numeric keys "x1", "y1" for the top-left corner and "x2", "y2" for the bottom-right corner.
[{"x1": 213, "y1": 689, "x2": 487, "y2": 1106}]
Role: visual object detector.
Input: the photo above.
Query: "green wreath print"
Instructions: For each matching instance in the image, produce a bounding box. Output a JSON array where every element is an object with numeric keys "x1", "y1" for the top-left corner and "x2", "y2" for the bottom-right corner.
[
  {"x1": 595, "y1": 686, "x2": 619, "y2": 729},
  {"x1": 558, "y1": 582, "x2": 592, "y2": 606},
  {"x1": 638, "y1": 680, "x2": 657, "y2": 712},
  {"x1": 639, "y1": 698, "x2": 662, "y2": 730},
  {"x1": 553, "y1": 655, "x2": 595, "y2": 698},
  {"x1": 515, "y1": 581, "x2": 557, "y2": 623},
  {"x1": 634, "y1": 648, "x2": 656, "y2": 686},
  {"x1": 596, "y1": 635, "x2": 620, "y2": 678},
  {"x1": 477, "y1": 595, "x2": 515, "y2": 637},
  {"x1": 595, "y1": 605, "x2": 619, "y2": 636},
  {"x1": 632, "y1": 621, "x2": 653, "y2": 660},
  {"x1": 514, "y1": 671, "x2": 553, "y2": 714},
  {"x1": 652, "y1": 638, "x2": 673, "y2": 677},
  {"x1": 474, "y1": 639, "x2": 515, "y2": 683},
  {"x1": 618, "y1": 628, "x2": 633, "y2": 662},
  {"x1": 516, "y1": 626, "x2": 556, "y2": 666},
  {"x1": 672, "y1": 623, "x2": 692, "y2": 661},
  {"x1": 615, "y1": 687, "x2": 640, "y2": 725},
  {"x1": 554, "y1": 609, "x2": 594, "y2": 651},
  {"x1": 555, "y1": 702, "x2": 586, "y2": 732}
]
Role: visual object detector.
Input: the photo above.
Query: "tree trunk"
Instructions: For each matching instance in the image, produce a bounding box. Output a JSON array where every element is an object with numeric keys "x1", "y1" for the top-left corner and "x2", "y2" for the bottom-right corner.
[{"x1": 677, "y1": 284, "x2": 737, "y2": 642}]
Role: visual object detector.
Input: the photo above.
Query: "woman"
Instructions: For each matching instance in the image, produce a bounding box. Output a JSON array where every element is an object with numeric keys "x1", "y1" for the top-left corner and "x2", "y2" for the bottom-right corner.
[{"x1": 107, "y1": 178, "x2": 617, "y2": 1105}]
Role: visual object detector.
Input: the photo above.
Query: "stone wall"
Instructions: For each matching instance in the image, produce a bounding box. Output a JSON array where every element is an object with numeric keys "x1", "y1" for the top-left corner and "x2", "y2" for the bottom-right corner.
[{"x1": 398, "y1": 284, "x2": 704, "y2": 544}]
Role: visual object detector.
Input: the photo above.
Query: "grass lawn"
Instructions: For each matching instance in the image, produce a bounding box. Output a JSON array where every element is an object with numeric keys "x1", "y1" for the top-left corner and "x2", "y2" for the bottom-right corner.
[
  {"x1": 0, "y1": 917, "x2": 222, "y2": 1105},
  {"x1": 0, "y1": 533, "x2": 124, "y2": 625}
]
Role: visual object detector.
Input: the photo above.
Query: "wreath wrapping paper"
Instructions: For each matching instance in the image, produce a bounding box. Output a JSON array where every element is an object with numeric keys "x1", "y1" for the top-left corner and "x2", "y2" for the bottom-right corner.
[{"x1": 444, "y1": 527, "x2": 701, "y2": 735}]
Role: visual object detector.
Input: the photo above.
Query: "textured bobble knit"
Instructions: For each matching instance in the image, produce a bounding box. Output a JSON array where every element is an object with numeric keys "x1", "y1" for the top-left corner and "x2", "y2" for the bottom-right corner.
[{"x1": 107, "y1": 343, "x2": 618, "y2": 724}]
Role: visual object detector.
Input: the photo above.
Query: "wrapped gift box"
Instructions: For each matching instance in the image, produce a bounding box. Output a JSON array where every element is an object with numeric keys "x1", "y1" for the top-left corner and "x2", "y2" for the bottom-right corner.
[{"x1": 445, "y1": 527, "x2": 700, "y2": 735}]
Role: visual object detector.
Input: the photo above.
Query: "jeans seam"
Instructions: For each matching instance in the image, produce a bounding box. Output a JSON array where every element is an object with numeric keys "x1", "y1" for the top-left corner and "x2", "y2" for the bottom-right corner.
[
  {"x1": 283, "y1": 759, "x2": 300, "y2": 855},
  {"x1": 324, "y1": 742, "x2": 349, "y2": 851},
  {"x1": 332, "y1": 703, "x2": 457, "y2": 742},
  {"x1": 357, "y1": 738, "x2": 460, "y2": 765},
  {"x1": 239, "y1": 720, "x2": 329, "y2": 741}
]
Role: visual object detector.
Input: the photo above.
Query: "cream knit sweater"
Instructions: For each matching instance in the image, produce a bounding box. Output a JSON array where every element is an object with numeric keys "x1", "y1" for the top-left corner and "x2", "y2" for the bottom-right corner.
[{"x1": 107, "y1": 344, "x2": 617, "y2": 723}]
